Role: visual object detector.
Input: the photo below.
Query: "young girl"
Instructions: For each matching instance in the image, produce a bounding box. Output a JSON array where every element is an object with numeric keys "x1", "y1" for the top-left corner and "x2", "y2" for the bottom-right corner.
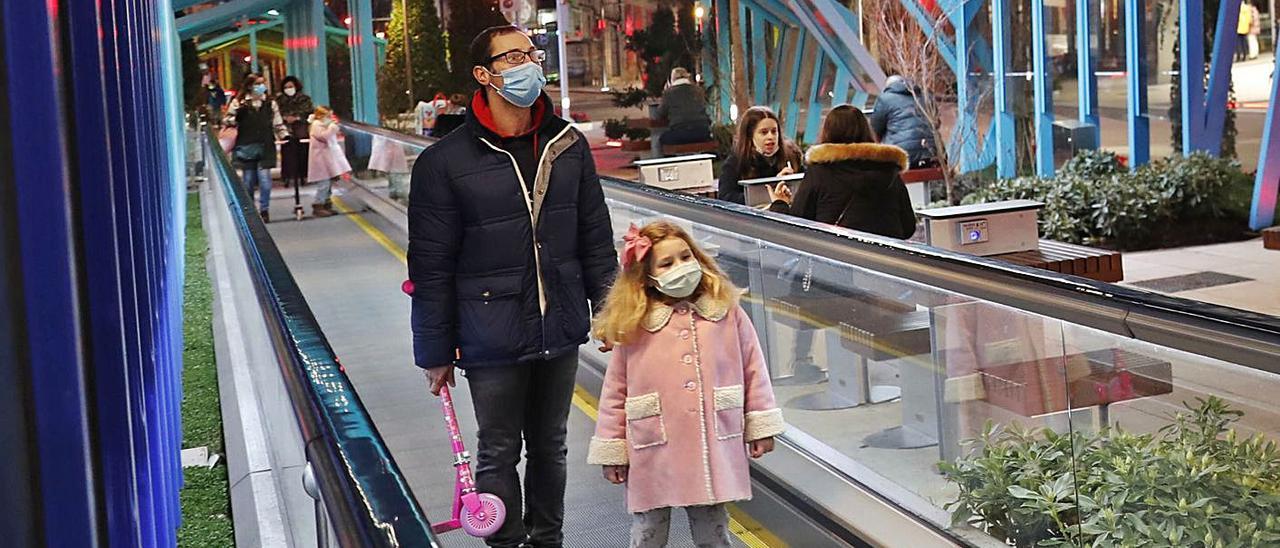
[
  {"x1": 306, "y1": 106, "x2": 351, "y2": 218},
  {"x1": 588, "y1": 221, "x2": 785, "y2": 548}
]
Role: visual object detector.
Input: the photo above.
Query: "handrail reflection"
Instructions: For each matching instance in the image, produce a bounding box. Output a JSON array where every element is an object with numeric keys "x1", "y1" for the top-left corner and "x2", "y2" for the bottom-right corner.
[{"x1": 204, "y1": 128, "x2": 439, "y2": 547}]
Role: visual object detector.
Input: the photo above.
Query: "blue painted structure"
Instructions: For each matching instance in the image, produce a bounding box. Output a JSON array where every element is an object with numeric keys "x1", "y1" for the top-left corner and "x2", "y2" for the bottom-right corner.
[
  {"x1": 1125, "y1": 0, "x2": 1151, "y2": 168},
  {"x1": 1030, "y1": 0, "x2": 1056, "y2": 177},
  {"x1": 2, "y1": 0, "x2": 187, "y2": 545},
  {"x1": 1251, "y1": 51, "x2": 1280, "y2": 230}
]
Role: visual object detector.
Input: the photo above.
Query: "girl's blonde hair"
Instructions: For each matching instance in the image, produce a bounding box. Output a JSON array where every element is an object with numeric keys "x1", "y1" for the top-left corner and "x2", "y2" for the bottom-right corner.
[
  {"x1": 313, "y1": 105, "x2": 332, "y2": 117},
  {"x1": 593, "y1": 221, "x2": 739, "y2": 345}
]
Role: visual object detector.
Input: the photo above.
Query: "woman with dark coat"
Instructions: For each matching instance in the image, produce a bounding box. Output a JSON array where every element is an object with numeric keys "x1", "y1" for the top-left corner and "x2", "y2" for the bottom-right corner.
[
  {"x1": 276, "y1": 75, "x2": 314, "y2": 187},
  {"x1": 224, "y1": 73, "x2": 288, "y2": 222},
  {"x1": 768, "y1": 105, "x2": 916, "y2": 239},
  {"x1": 717, "y1": 106, "x2": 804, "y2": 205}
]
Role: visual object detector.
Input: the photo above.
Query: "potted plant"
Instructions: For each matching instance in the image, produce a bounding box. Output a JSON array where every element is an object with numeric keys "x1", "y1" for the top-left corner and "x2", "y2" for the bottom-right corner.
[
  {"x1": 603, "y1": 118, "x2": 628, "y2": 141},
  {"x1": 622, "y1": 127, "x2": 651, "y2": 151}
]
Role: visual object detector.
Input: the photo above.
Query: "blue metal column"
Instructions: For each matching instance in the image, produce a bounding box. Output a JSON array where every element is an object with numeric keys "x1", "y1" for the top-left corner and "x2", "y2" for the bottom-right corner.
[
  {"x1": 348, "y1": 0, "x2": 380, "y2": 123},
  {"x1": 991, "y1": 0, "x2": 1016, "y2": 178},
  {"x1": 250, "y1": 28, "x2": 260, "y2": 73},
  {"x1": 783, "y1": 36, "x2": 808, "y2": 136},
  {"x1": 804, "y1": 54, "x2": 826, "y2": 141},
  {"x1": 950, "y1": 0, "x2": 981, "y2": 170},
  {"x1": 1180, "y1": 0, "x2": 1242, "y2": 155},
  {"x1": 1030, "y1": 0, "x2": 1055, "y2": 176},
  {"x1": 1125, "y1": 0, "x2": 1150, "y2": 167},
  {"x1": 1, "y1": 0, "x2": 100, "y2": 544},
  {"x1": 750, "y1": 8, "x2": 769, "y2": 104},
  {"x1": 1250, "y1": 51, "x2": 1280, "y2": 229},
  {"x1": 1075, "y1": 0, "x2": 1099, "y2": 146},
  {"x1": 284, "y1": 0, "x2": 330, "y2": 105}
]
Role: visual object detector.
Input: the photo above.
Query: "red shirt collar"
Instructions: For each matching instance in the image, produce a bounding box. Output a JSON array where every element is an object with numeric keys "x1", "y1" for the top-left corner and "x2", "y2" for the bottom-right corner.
[{"x1": 470, "y1": 90, "x2": 547, "y2": 138}]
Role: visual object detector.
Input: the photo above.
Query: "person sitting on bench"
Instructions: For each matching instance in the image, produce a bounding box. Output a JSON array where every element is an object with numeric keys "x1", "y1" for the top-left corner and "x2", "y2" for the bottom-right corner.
[
  {"x1": 768, "y1": 105, "x2": 916, "y2": 239},
  {"x1": 655, "y1": 67, "x2": 713, "y2": 147},
  {"x1": 717, "y1": 106, "x2": 804, "y2": 205}
]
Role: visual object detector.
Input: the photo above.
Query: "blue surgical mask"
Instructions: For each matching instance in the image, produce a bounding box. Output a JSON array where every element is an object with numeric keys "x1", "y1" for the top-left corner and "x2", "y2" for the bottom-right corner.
[
  {"x1": 650, "y1": 261, "x2": 703, "y2": 299},
  {"x1": 488, "y1": 62, "x2": 546, "y2": 108},
  {"x1": 253, "y1": 84, "x2": 267, "y2": 96}
]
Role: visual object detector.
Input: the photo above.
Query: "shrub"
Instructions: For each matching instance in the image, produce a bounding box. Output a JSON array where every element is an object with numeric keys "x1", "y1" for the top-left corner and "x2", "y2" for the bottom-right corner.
[
  {"x1": 963, "y1": 152, "x2": 1251, "y2": 249},
  {"x1": 941, "y1": 397, "x2": 1280, "y2": 547},
  {"x1": 625, "y1": 127, "x2": 651, "y2": 141},
  {"x1": 607, "y1": 87, "x2": 651, "y2": 110},
  {"x1": 604, "y1": 118, "x2": 628, "y2": 140}
]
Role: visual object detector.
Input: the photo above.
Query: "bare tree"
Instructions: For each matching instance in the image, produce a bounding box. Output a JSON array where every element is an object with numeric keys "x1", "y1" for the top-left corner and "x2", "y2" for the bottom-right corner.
[
  {"x1": 728, "y1": 0, "x2": 752, "y2": 112},
  {"x1": 867, "y1": 0, "x2": 991, "y2": 204}
]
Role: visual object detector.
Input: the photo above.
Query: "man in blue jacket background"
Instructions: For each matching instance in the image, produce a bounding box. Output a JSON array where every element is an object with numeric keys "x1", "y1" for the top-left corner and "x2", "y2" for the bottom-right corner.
[{"x1": 408, "y1": 25, "x2": 617, "y2": 548}]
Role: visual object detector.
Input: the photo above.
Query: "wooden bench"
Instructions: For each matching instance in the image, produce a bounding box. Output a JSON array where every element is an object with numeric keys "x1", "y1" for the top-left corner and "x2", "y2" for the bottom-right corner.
[
  {"x1": 661, "y1": 141, "x2": 719, "y2": 155},
  {"x1": 1265, "y1": 226, "x2": 1279, "y2": 250},
  {"x1": 993, "y1": 239, "x2": 1124, "y2": 283},
  {"x1": 900, "y1": 166, "x2": 944, "y2": 184}
]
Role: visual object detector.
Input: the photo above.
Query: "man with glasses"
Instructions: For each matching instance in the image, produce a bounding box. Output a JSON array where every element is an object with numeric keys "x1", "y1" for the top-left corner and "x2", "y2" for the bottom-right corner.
[{"x1": 408, "y1": 25, "x2": 617, "y2": 548}]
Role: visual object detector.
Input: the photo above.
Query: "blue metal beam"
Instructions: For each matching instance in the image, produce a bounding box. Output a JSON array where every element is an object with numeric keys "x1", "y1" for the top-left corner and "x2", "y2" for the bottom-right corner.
[
  {"x1": 1250, "y1": 51, "x2": 1280, "y2": 229},
  {"x1": 804, "y1": 53, "x2": 827, "y2": 142},
  {"x1": 197, "y1": 18, "x2": 282, "y2": 52},
  {"x1": 950, "y1": 0, "x2": 983, "y2": 171},
  {"x1": 285, "y1": 0, "x2": 330, "y2": 105},
  {"x1": 173, "y1": 0, "x2": 214, "y2": 10},
  {"x1": 991, "y1": 0, "x2": 1016, "y2": 178},
  {"x1": 1199, "y1": 0, "x2": 1243, "y2": 155},
  {"x1": 787, "y1": 0, "x2": 886, "y2": 94},
  {"x1": 751, "y1": 8, "x2": 768, "y2": 103},
  {"x1": 1030, "y1": 0, "x2": 1055, "y2": 176},
  {"x1": 1076, "y1": 0, "x2": 1100, "y2": 146},
  {"x1": 249, "y1": 28, "x2": 259, "y2": 72},
  {"x1": 1180, "y1": 0, "x2": 1205, "y2": 154},
  {"x1": 896, "y1": 0, "x2": 958, "y2": 73},
  {"x1": 783, "y1": 36, "x2": 808, "y2": 136},
  {"x1": 1126, "y1": 0, "x2": 1150, "y2": 167},
  {"x1": 717, "y1": 0, "x2": 732, "y2": 121},
  {"x1": 175, "y1": 0, "x2": 288, "y2": 39}
]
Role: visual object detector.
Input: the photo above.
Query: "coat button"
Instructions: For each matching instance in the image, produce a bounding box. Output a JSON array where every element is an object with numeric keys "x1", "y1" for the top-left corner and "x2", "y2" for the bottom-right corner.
[
  {"x1": 680, "y1": 329, "x2": 690, "y2": 340},
  {"x1": 681, "y1": 354, "x2": 693, "y2": 365},
  {"x1": 684, "y1": 381, "x2": 696, "y2": 391},
  {"x1": 482, "y1": 290, "x2": 491, "y2": 298}
]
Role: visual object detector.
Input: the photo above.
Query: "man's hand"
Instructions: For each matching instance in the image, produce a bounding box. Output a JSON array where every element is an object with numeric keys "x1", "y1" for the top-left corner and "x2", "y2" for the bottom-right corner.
[
  {"x1": 749, "y1": 437, "x2": 775, "y2": 458},
  {"x1": 603, "y1": 465, "x2": 629, "y2": 484},
  {"x1": 424, "y1": 365, "x2": 455, "y2": 396}
]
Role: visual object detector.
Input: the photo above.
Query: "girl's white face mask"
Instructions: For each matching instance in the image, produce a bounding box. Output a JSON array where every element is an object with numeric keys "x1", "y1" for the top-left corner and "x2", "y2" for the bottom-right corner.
[{"x1": 650, "y1": 261, "x2": 703, "y2": 299}]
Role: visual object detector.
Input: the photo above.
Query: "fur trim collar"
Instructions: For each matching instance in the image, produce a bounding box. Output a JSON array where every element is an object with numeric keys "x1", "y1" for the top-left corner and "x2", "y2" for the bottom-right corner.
[
  {"x1": 642, "y1": 294, "x2": 730, "y2": 332},
  {"x1": 805, "y1": 142, "x2": 909, "y2": 171}
]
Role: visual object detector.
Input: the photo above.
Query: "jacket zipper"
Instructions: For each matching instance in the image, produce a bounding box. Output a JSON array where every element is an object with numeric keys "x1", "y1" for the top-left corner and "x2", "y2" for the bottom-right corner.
[{"x1": 479, "y1": 123, "x2": 573, "y2": 356}]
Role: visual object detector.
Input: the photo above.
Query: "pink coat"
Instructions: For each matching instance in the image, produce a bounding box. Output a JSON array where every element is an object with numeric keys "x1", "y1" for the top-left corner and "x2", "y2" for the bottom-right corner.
[
  {"x1": 307, "y1": 121, "x2": 352, "y2": 182},
  {"x1": 587, "y1": 296, "x2": 785, "y2": 513}
]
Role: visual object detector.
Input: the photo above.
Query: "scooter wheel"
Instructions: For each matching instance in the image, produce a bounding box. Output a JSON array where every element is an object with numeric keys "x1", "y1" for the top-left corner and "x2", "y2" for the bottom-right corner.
[{"x1": 460, "y1": 493, "x2": 506, "y2": 537}]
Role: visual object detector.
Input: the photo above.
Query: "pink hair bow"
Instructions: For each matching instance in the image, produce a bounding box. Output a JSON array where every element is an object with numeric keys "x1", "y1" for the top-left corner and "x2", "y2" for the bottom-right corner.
[{"x1": 621, "y1": 224, "x2": 652, "y2": 268}]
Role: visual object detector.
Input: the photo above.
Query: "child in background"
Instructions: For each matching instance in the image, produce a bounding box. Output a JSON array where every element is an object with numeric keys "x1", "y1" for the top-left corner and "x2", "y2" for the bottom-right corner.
[
  {"x1": 306, "y1": 106, "x2": 352, "y2": 218},
  {"x1": 587, "y1": 221, "x2": 785, "y2": 548}
]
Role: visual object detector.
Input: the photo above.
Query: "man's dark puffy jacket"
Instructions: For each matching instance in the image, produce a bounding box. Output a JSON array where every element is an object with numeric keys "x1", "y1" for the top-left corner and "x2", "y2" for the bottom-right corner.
[
  {"x1": 768, "y1": 142, "x2": 916, "y2": 239},
  {"x1": 869, "y1": 80, "x2": 936, "y2": 167},
  {"x1": 408, "y1": 92, "x2": 617, "y2": 369}
]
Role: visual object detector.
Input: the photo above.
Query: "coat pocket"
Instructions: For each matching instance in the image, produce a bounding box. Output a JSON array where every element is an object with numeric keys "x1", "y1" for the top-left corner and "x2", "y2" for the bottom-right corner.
[
  {"x1": 625, "y1": 393, "x2": 667, "y2": 449},
  {"x1": 713, "y1": 385, "x2": 745, "y2": 440}
]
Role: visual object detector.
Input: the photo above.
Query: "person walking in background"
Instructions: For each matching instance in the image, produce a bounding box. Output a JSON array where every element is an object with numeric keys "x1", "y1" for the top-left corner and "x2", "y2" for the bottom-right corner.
[
  {"x1": 588, "y1": 221, "x2": 784, "y2": 548},
  {"x1": 716, "y1": 106, "x2": 804, "y2": 205},
  {"x1": 224, "y1": 73, "x2": 287, "y2": 223},
  {"x1": 768, "y1": 105, "x2": 917, "y2": 239},
  {"x1": 1237, "y1": 4, "x2": 1254, "y2": 62},
  {"x1": 655, "y1": 67, "x2": 713, "y2": 146},
  {"x1": 409, "y1": 25, "x2": 617, "y2": 548},
  {"x1": 276, "y1": 75, "x2": 315, "y2": 194},
  {"x1": 870, "y1": 75, "x2": 938, "y2": 169},
  {"x1": 1247, "y1": 2, "x2": 1262, "y2": 60},
  {"x1": 306, "y1": 106, "x2": 351, "y2": 218}
]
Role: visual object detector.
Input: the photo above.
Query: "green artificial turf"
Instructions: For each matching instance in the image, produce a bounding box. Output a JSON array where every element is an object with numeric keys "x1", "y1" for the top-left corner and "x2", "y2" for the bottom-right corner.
[{"x1": 177, "y1": 191, "x2": 235, "y2": 547}]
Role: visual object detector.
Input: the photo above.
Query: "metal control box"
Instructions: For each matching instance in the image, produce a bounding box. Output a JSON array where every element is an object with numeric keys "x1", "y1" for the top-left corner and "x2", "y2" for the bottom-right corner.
[
  {"x1": 738, "y1": 173, "x2": 806, "y2": 208},
  {"x1": 918, "y1": 200, "x2": 1043, "y2": 256},
  {"x1": 634, "y1": 154, "x2": 715, "y2": 191}
]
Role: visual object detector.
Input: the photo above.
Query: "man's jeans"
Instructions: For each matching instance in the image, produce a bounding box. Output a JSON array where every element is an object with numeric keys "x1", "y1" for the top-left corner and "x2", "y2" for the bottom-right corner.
[
  {"x1": 242, "y1": 166, "x2": 272, "y2": 212},
  {"x1": 465, "y1": 350, "x2": 578, "y2": 548}
]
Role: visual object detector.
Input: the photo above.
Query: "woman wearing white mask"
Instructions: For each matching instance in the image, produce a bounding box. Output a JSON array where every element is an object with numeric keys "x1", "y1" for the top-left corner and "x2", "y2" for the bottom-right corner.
[
  {"x1": 276, "y1": 75, "x2": 314, "y2": 193},
  {"x1": 224, "y1": 73, "x2": 288, "y2": 222}
]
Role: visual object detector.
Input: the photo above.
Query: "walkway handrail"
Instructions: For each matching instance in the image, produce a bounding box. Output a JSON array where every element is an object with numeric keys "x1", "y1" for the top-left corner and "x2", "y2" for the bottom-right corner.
[
  {"x1": 204, "y1": 128, "x2": 439, "y2": 547},
  {"x1": 604, "y1": 182, "x2": 1280, "y2": 374}
]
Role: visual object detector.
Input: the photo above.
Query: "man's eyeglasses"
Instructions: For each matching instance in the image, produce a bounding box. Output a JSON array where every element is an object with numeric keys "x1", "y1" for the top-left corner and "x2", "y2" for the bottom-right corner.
[{"x1": 486, "y1": 48, "x2": 546, "y2": 66}]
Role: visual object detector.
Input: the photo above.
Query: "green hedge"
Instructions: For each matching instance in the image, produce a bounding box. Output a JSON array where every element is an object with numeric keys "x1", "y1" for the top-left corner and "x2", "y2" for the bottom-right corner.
[{"x1": 962, "y1": 151, "x2": 1253, "y2": 250}]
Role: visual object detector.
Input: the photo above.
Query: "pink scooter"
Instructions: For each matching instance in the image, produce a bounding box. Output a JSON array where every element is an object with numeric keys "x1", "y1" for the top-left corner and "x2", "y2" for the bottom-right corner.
[{"x1": 403, "y1": 280, "x2": 506, "y2": 537}]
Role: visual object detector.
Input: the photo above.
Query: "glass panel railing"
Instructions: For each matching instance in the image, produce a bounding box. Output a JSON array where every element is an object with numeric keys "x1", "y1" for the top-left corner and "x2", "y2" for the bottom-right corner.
[{"x1": 333, "y1": 122, "x2": 1280, "y2": 546}]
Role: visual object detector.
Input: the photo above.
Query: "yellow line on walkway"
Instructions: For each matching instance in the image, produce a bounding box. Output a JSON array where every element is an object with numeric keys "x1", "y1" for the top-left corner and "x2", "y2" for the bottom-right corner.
[
  {"x1": 338, "y1": 200, "x2": 784, "y2": 547},
  {"x1": 332, "y1": 196, "x2": 407, "y2": 264}
]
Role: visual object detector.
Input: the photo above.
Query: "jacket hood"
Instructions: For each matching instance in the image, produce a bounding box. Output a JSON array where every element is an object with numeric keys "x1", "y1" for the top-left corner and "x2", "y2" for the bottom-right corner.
[
  {"x1": 885, "y1": 79, "x2": 914, "y2": 95},
  {"x1": 466, "y1": 90, "x2": 566, "y2": 141},
  {"x1": 805, "y1": 142, "x2": 909, "y2": 171}
]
